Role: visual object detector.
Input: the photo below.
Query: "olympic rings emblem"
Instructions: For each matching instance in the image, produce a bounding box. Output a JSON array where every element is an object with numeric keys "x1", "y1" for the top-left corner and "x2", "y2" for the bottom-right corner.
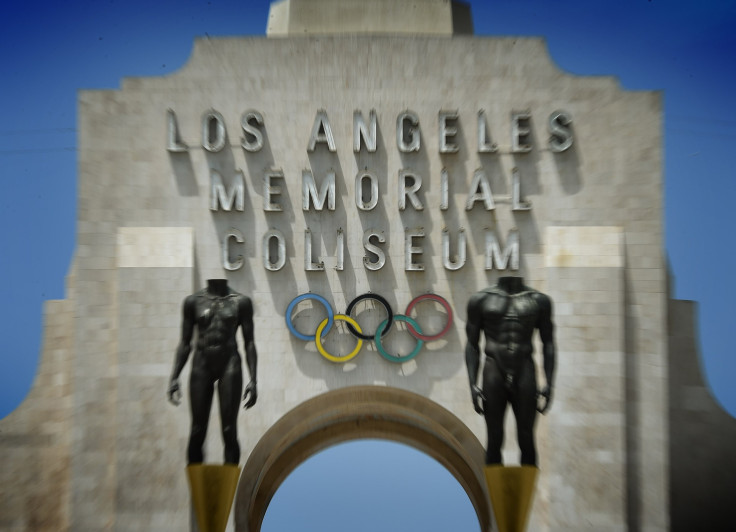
[{"x1": 285, "y1": 292, "x2": 453, "y2": 363}]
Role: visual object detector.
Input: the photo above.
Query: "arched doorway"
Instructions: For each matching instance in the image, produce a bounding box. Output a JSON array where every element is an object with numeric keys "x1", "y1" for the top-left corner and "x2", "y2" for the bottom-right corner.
[{"x1": 234, "y1": 386, "x2": 491, "y2": 531}]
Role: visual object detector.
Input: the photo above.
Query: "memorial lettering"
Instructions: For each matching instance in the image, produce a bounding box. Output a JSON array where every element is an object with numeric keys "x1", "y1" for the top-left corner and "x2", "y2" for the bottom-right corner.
[{"x1": 167, "y1": 107, "x2": 574, "y2": 272}]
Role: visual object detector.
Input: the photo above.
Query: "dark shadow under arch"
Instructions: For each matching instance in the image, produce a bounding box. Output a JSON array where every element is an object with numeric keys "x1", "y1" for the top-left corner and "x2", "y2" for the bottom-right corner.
[{"x1": 234, "y1": 386, "x2": 491, "y2": 531}]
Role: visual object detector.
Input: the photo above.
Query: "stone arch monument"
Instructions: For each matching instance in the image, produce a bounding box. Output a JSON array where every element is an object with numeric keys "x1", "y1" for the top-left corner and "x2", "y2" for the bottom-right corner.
[
  {"x1": 12, "y1": 1, "x2": 736, "y2": 531},
  {"x1": 235, "y1": 386, "x2": 489, "y2": 532}
]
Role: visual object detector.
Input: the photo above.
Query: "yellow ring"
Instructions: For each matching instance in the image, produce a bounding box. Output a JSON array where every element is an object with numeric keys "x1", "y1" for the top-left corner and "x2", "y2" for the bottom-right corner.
[{"x1": 315, "y1": 314, "x2": 364, "y2": 363}]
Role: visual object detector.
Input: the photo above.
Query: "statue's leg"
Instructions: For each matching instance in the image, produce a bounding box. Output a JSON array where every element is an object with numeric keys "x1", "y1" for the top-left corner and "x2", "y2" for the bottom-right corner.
[
  {"x1": 511, "y1": 358, "x2": 538, "y2": 466},
  {"x1": 482, "y1": 358, "x2": 507, "y2": 465},
  {"x1": 188, "y1": 366, "x2": 214, "y2": 464},
  {"x1": 218, "y1": 355, "x2": 243, "y2": 464}
]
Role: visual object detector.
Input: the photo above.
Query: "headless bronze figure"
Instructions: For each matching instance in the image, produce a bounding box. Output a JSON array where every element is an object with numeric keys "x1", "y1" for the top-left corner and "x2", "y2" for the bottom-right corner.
[
  {"x1": 465, "y1": 276, "x2": 555, "y2": 466},
  {"x1": 168, "y1": 279, "x2": 258, "y2": 464}
]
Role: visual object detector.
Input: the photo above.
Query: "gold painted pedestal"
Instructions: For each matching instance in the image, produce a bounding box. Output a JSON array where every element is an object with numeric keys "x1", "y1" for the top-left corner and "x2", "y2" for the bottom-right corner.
[
  {"x1": 187, "y1": 464, "x2": 241, "y2": 532},
  {"x1": 484, "y1": 465, "x2": 538, "y2": 532}
]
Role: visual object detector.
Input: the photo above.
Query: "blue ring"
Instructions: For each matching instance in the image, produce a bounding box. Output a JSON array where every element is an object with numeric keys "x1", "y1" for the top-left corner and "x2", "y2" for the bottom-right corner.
[{"x1": 286, "y1": 293, "x2": 334, "y2": 341}]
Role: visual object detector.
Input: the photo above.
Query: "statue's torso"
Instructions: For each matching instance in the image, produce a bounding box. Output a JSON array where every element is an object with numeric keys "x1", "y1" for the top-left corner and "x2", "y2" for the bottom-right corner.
[
  {"x1": 479, "y1": 288, "x2": 541, "y2": 365},
  {"x1": 192, "y1": 291, "x2": 243, "y2": 369}
]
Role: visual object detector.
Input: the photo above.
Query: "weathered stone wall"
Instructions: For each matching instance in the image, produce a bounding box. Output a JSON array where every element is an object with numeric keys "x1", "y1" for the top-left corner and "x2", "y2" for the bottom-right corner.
[
  {"x1": 267, "y1": 0, "x2": 473, "y2": 36},
  {"x1": 668, "y1": 299, "x2": 736, "y2": 531},
  {"x1": 0, "y1": 269, "x2": 75, "y2": 531}
]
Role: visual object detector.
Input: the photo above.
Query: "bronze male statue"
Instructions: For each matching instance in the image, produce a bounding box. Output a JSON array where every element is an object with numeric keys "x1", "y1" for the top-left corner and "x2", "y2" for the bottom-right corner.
[
  {"x1": 465, "y1": 276, "x2": 555, "y2": 466},
  {"x1": 168, "y1": 279, "x2": 258, "y2": 464}
]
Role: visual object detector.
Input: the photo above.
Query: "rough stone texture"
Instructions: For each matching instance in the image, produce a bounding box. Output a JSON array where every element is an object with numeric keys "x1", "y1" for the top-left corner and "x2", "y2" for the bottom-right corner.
[
  {"x1": 0, "y1": 17, "x2": 676, "y2": 532},
  {"x1": 536, "y1": 228, "x2": 627, "y2": 532},
  {"x1": 114, "y1": 263, "x2": 193, "y2": 531},
  {"x1": 668, "y1": 300, "x2": 736, "y2": 531},
  {"x1": 117, "y1": 227, "x2": 193, "y2": 268},
  {"x1": 267, "y1": 0, "x2": 473, "y2": 36},
  {"x1": 0, "y1": 269, "x2": 75, "y2": 531}
]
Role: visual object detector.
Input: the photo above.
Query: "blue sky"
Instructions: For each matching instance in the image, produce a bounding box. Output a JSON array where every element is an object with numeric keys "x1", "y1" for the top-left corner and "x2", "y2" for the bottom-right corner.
[{"x1": 2, "y1": 1, "x2": 735, "y2": 530}]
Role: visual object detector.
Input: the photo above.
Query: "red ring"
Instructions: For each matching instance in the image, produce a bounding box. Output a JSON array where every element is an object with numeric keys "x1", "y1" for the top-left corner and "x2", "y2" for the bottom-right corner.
[{"x1": 404, "y1": 293, "x2": 453, "y2": 341}]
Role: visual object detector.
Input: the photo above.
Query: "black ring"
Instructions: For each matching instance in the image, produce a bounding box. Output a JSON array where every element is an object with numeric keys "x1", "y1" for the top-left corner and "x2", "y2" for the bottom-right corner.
[{"x1": 345, "y1": 293, "x2": 394, "y2": 340}]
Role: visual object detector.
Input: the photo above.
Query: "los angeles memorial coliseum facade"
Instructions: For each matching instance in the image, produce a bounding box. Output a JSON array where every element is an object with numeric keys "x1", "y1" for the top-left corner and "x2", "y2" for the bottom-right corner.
[{"x1": 1, "y1": 1, "x2": 734, "y2": 530}]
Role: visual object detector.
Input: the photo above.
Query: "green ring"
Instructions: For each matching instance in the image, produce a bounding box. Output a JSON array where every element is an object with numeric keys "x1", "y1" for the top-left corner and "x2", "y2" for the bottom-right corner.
[{"x1": 374, "y1": 315, "x2": 424, "y2": 363}]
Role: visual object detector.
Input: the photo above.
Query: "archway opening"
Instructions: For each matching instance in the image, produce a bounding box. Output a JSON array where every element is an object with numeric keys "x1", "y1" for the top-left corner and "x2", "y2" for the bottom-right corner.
[
  {"x1": 261, "y1": 439, "x2": 480, "y2": 532},
  {"x1": 234, "y1": 386, "x2": 490, "y2": 531}
]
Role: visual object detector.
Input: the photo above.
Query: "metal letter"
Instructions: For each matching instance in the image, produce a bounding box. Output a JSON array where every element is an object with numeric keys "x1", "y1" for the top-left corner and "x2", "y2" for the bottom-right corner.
[
  {"x1": 442, "y1": 228, "x2": 467, "y2": 271},
  {"x1": 477, "y1": 109, "x2": 497, "y2": 153},
  {"x1": 223, "y1": 229, "x2": 244, "y2": 271},
  {"x1": 202, "y1": 110, "x2": 227, "y2": 152},
  {"x1": 241, "y1": 110, "x2": 264, "y2": 152},
  {"x1": 363, "y1": 229, "x2": 386, "y2": 271},
  {"x1": 548, "y1": 110, "x2": 573, "y2": 152},
  {"x1": 399, "y1": 169, "x2": 424, "y2": 211},
  {"x1": 511, "y1": 111, "x2": 532, "y2": 153},
  {"x1": 465, "y1": 169, "x2": 495, "y2": 211},
  {"x1": 264, "y1": 169, "x2": 284, "y2": 212},
  {"x1": 304, "y1": 228, "x2": 324, "y2": 271},
  {"x1": 440, "y1": 168, "x2": 449, "y2": 211},
  {"x1": 336, "y1": 228, "x2": 344, "y2": 271},
  {"x1": 262, "y1": 229, "x2": 286, "y2": 271},
  {"x1": 485, "y1": 229, "x2": 519, "y2": 270},
  {"x1": 166, "y1": 109, "x2": 188, "y2": 152},
  {"x1": 439, "y1": 110, "x2": 459, "y2": 153},
  {"x1": 353, "y1": 109, "x2": 377, "y2": 153},
  {"x1": 307, "y1": 110, "x2": 336, "y2": 152},
  {"x1": 355, "y1": 170, "x2": 379, "y2": 211},
  {"x1": 512, "y1": 167, "x2": 531, "y2": 211},
  {"x1": 397, "y1": 111, "x2": 421, "y2": 152},
  {"x1": 302, "y1": 170, "x2": 336, "y2": 211},
  {"x1": 405, "y1": 228, "x2": 425, "y2": 271},
  {"x1": 210, "y1": 170, "x2": 245, "y2": 212}
]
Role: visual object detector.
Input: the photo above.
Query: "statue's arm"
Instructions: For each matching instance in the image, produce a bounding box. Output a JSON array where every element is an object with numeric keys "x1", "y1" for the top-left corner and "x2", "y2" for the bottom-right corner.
[
  {"x1": 168, "y1": 296, "x2": 196, "y2": 405},
  {"x1": 536, "y1": 293, "x2": 556, "y2": 413},
  {"x1": 240, "y1": 296, "x2": 258, "y2": 409},
  {"x1": 465, "y1": 293, "x2": 485, "y2": 414}
]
